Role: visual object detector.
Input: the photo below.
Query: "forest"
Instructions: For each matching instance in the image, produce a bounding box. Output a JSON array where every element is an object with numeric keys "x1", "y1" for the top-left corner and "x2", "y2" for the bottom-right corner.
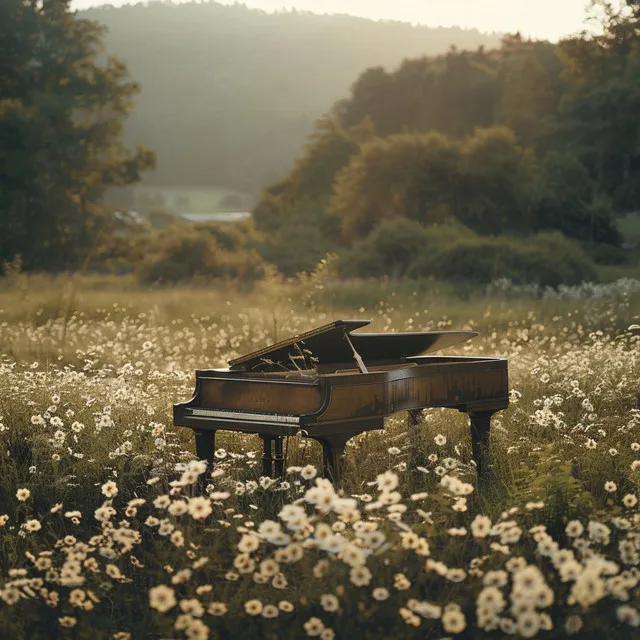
[{"x1": 252, "y1": 16, "x2": 640, "y2": 283}]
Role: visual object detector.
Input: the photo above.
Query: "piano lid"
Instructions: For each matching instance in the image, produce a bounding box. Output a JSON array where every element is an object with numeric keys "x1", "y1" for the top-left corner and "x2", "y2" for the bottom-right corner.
[
  {"x1": 228, "y1": 319, "x2": 478, "y2": 372},
  {"x1": 349, "y1": 330, "x2": 478, "y2": 363},
  {"x1": 228, "y1": 320, "x2": 371, "y2": 371}
]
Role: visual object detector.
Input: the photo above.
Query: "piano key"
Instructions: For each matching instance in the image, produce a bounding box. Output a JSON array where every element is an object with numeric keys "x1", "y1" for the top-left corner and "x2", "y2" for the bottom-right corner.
[{"x1": 188, "y1": 408, "x2": 300, "y2": 425}]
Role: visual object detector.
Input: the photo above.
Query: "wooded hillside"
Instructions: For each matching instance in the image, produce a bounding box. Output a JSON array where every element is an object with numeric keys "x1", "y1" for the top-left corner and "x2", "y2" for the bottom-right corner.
[
  {"x1": 82, "y1": 1, "x2": 500, "y2": 192},
  {"x1": 253, "y1": 2, "x2": 640, "y2": 282}
]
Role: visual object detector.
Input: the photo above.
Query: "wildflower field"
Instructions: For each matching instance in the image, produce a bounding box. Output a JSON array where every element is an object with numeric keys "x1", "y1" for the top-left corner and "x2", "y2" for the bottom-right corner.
[{"x1": 1, "y1": 273, "x2": 640, "y2": 640}]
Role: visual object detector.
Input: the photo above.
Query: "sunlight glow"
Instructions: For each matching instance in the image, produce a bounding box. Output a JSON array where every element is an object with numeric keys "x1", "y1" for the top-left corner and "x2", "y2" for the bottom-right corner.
[{"x1": 72, "y1": 0, "x2": 595, "y2": 42}]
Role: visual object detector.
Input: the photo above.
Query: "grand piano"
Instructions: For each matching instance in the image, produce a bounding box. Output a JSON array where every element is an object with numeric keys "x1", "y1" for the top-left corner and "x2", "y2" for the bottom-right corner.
[{"x1": 173, "y1": 320, "x2": 509, "y2": 485}]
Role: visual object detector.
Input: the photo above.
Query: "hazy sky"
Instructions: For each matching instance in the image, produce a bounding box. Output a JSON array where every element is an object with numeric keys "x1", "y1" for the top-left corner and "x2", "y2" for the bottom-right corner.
[{"x1": 72, "y1": 0, "x2": 597, "y2": 42}]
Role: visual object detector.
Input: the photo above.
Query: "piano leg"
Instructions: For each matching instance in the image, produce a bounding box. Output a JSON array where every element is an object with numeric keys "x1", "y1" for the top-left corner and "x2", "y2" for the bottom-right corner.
[
  {"x1": 274, "y1": 437, "x2": 285, "y2": 478},
  {"x1": 195, "y1": 429, "x2": 215, "y2": 474},
  {"x1": 407, "y1": 409, "x2": 423, "y2": 469},
  {"x1": 315, "y1": 433, "x2": 354, "y2": 486},
  {"x1": 261, "y1": 436, "x2": 273, "y2": 477},
  {"x1": 468, "y1": 411, "x2": 494, "y2": 488}
]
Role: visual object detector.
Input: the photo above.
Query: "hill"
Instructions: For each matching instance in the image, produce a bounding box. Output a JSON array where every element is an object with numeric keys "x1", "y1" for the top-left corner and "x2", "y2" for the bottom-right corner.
[{"x1": 82, "y1": 1, "x2": 501, "y2": 194}]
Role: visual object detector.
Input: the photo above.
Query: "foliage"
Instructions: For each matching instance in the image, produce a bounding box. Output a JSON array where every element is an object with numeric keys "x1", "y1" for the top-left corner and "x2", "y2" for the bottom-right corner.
[
  {"x1": 339, "y1": 218, "x2": 435, "y2": 278},
  {"x1": 338, "y1": 219, "x2": 597, "y2": 287},
  {"x1": 0, "y1": 0, "x2": 154, "y2": 272},
  {"x1": 136, "y1": 223, "x2": 267, "y2": 284},
  {"x1": 328, "y1": 126, "x2": 541, "y2": 243},
  {"x1": 254, "y1": 8, "x2": 639, "y2": 276},
  {"x1": 413, "y1": 232, "x2": 598, "y2": 287},
  {"x1": 556, "y1": 1, "x2": 640, "y2": 211},
  {"x1": 534, "y1": 153, "x2": 622, "y2": 246},
  {"x1": 458, "y1": 126, "x2": 537, "y2": 235},
  {"x1": 253, "y1": 117, "x2": 374, "y2": 237},
  {"x1": 339, "y1": 219, "x2": 472, "y2": 279},
  {"x1": 329, "y1": 132, "x2": 463, "y2": 243},
  {"x1": 256, "y1": 220, "x2": 339, "y2": 277}
]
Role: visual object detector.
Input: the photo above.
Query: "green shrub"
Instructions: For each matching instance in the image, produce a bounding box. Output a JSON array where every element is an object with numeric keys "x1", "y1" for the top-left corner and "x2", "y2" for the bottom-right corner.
[
  {"x1": 340, "y1": 219, "x2": 474, "y2": 278},
  {"x1": 198, "y1": 218, "x2": 262, "y2": 252},
  {"x1": 137, "y1": 224, "x2": 267, "y2": 284},
  {"x1": 257, "y1": 222, "x2": 339, "y2": 276},
  {"x1": 340, "y1": 220, "x2": 598, "y2": 287},
  {"x1": 412, "y1": 231, "x2": 597, "y2": 287}
]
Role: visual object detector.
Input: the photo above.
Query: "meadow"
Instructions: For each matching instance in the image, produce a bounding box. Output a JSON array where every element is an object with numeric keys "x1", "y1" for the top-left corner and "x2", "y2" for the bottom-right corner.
[{"x1": 1, "y1": 271, "x2": 640, "y2": 639}]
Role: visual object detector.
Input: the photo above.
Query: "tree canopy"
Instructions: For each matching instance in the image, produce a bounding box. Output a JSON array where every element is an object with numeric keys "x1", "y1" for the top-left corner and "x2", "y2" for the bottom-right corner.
[
  {"x1": 252, "y1": 2, "x2": 639, "y2": 277},
  {"x1": 0, "y1": 0, "x2": 154, "y2": 271}
]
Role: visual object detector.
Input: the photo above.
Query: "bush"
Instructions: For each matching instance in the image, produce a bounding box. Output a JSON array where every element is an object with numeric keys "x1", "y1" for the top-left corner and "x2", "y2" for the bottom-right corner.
[
  {"x1": 145, "y1": 208, "x2": 180, "y2": 228},
  {"x1": 340, "y1": 219, "x2": 476, "y2": 278},
  {"x1": 137, "y1": 224, "x2": 268, "y2": 284},
  {"x1": 198, "y1": 218, "x2": 262, "y2": 252},
  {"x1": 413, "y1": 231, "x2": 597, "y2": 287},
  {"x1": 257, "y1": 222, "x2": 339, "y2": 276}
]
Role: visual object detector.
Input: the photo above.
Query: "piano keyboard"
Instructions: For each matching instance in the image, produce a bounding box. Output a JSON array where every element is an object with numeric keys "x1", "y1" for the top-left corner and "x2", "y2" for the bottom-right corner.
[{"x1": 189, "y1": 408, "x2": 300, "y2": 425}]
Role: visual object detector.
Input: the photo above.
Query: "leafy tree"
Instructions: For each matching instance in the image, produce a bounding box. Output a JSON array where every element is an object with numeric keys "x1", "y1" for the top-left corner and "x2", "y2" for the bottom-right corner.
[
  {"x1": 535, "y1": 151, "x2": 621, "y2": 245},
  {"x1": 328, "y1": 132, "x2": 463, "y2": 243},
  {"x1": 253, "y1": 116, "x2": 373, "y2": 238},
  {"x1": 0, "y1": 0, "x2": 154, "y2": 271},
  {"x1": 340, "y1": 218, "x2": 432, "y2": 278},
  {"x1": 431, "y1": 48, "x2": 500, "y2": 138},
  {"x1": 337, "y1": 48, "x2": 500, "y2": 140},
  {"x1": 334, "y1": 67, "x2": 396, "y2": 136},
  {"x1": 556, "y1": 0, "x2": 640, "y2": 210},
  {"x1": 497, "y1": 54, "x2": 555, "y2": 147},
  {"x1": 458, "y1": 126, "x2": 537, "y2": 235}
]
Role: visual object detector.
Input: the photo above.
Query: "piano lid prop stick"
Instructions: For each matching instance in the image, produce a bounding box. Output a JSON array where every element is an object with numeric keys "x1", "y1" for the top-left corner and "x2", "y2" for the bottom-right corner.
[{"x1": 343, "y1": 332, "x2": 369, "y2": 374}]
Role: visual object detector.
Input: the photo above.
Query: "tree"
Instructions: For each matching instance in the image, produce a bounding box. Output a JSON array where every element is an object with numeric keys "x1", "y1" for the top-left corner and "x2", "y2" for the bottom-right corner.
[
  {"x1": 534, "y1": 151, "x2": 621, "y2": 245},
  {"x1": 497, "y1": 54, "x2": 555, "y2": 147},
  {"x1": 0, "y1": 0, "x2": 155, "y2": 271},
  {"x1": 328, "y1": 132, "x2": 463, "y2": 243},
  {"x1": 458, "y1": 126, "x2": 537, "y2": 235},
  {"x1": 336, "y1": 49, "x2": 500, "y2": 141},
  {"x1": 253, "y1": 116, "x2": 373, "y2": 237},
  {"x1": 556, "y1": 0, "x2": 640, "y2": 210}
]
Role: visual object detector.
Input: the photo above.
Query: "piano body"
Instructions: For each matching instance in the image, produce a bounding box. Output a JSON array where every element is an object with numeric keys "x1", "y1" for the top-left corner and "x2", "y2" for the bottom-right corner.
[{"x1": 173, "y1": 320, "x2": 509, "y2": 485}]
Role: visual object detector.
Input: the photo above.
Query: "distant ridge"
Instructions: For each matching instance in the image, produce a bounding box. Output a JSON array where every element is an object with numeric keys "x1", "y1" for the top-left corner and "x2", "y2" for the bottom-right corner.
[{"x1": 83, "y1": 1, "x2": 501, "y2": 193}]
